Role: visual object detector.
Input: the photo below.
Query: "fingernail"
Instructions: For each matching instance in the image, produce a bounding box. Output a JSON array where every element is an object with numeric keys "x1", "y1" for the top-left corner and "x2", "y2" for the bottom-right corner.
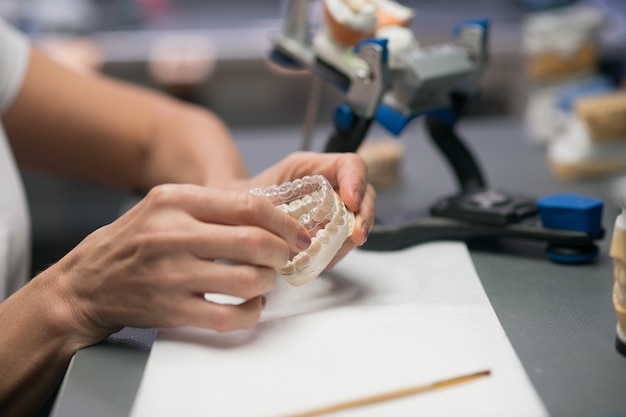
[
  {"x1": 296, "y1": 231, "x2": 312, "y2": 250},
  {"x1": 261, "y1": 296, "x2": 267, "y2": 308},
  {"x1": 361, "y1": 223, "x2": 369, "y2": 244}
]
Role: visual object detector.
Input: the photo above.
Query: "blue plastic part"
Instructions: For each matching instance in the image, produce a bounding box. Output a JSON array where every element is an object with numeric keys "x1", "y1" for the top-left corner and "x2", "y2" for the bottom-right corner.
[
  {"x1": 375, "y1": 105, "x2": 417, "y2": 136},
  {"x1": 537, "y1": 193, "x2": 604, "y2": 239},
  {"x1": 556, "y1": 76, "x2": 615, "y2": 113},
  {"x1": 354, "y1": 38, "x2": 389, "y2": 63},
  {"x1": 546, "y1": 245, "x2": 599, "y2": 264},
  {"x1": 334, "y1": 104, "x2": 356, "y2": 131},
  {"x1": 427, "y1": 108, "x2": 457, "y2": 125},
  {"x1": 375, "y1": 104, "x2": 455, "y2": 136}
]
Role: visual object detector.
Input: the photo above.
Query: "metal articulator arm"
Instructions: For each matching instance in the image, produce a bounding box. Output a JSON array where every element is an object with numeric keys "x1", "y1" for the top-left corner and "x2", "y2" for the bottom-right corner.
[{"x1": 324, "y1": 39, "x2": 390, "y2": 153}]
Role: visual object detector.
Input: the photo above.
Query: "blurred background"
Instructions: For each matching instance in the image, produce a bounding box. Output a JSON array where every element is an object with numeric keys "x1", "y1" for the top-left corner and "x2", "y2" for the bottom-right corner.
[{"x1": 0, "y1": 0, "x2": 625, "y2": 274}]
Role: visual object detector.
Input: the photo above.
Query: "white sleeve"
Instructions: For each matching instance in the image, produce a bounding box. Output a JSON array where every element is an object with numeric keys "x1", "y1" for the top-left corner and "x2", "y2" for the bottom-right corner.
[{"x1": 0, "y1": 18, "x2": 29, "y2": 114}]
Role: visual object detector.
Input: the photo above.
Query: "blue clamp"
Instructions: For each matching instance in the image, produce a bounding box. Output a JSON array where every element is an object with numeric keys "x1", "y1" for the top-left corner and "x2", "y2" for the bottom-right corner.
[
  {"x1": 537, "y1": 193, "x2": 603, "y2": 263},
  {"x1": 537, "y1": 193, "x2": 603, "y2": 238}
]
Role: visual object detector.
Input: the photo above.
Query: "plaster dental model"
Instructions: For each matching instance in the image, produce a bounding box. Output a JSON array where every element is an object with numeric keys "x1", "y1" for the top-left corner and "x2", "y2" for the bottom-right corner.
[
  {"x1": 521, "y1": 4, "x2": 605, "y2": 146},
  {"x1": 321, "y1": 0, "x2": 377, "y2": 47},
  {"x1": 357, "y1": 138, "x2": 404, "y2": 187},
  {"x1": 548, "y1": 91, "x2": 626, "y2": 181},
  {"x1": 315, "y1": 0, "x2": 417, "y2": 75},
  {"x1": 251, "y1": 175, "x2": 355, "y2": 286},
  {"x1": 610, "y1": 205, "x2": 626, "y2": 355},
  {"x1": 322, "y1": 0, "x2": 414, "y2": 45}
]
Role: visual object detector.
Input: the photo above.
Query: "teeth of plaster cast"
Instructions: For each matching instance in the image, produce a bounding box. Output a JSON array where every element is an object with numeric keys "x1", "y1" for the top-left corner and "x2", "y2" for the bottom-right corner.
[
  {"x1": 293, "y1": 252, "x2": 311, "y2": 269},
  {"x1": 323, "y1": 194, "x2": 334, "y2": 211},
  {"x1": 316, "y1": 229, "x2": 331, "y2": 243},
  {"x1": 307, "y1": 239, "x2": 323, "y2": 256},
  {"x1": 280, "y1": 262, "x2": 295, "y2": 276},
  {"x1": 301, "y1": 194, "x2": 314, "y2": 209},
  {"x1": 287, "y1": 199, "x2": 302, "y2": 213},
  {"x1": 332, "y1": 212, "x2": 346, "y2": 226},
  {"x1": 312, "y1": 207, "x2": 328, "y2": 222},
  {"x1": 251, "y1": 175, "x2": 355, "y2": 286},
  {"x1": 326, "y1": 222, "x2": 339, "y2": 235}
]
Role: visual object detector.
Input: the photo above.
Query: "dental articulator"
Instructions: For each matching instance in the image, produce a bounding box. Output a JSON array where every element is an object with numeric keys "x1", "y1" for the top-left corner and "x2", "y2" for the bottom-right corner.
[{"x1": 259, "y1": 0, "x2": 605, "y2": 286}]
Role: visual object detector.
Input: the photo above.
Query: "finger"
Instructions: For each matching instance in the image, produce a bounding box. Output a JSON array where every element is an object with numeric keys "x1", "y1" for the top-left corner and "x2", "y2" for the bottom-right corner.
[
  {"x1": 351, "y1": 182, "x2": 376, "y2": 246},
  {"x1": 325, "y1": 183, "x2": 376, "y2": 269},
  {"x1": 187, "y1": 261, "x2": 277, "y2": 300},
  {"x1": 145, "y1": 184, "x2": 309, "y2": 253},
  {"x1": 327, "y1": 153, "x2": 369, "y2": 213},
  {"x1": 189, "y1": 223, "x2": 293, "y2": 269},
  {"x1": 276, "y1": 152, "x2": 368, "y2": 213},
  {"x1": 182, "y1": 295, "x2": 266, "y2": 332}
]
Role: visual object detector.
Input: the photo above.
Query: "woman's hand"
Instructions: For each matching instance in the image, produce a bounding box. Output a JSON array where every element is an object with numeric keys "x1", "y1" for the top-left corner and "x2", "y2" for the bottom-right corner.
[
  {"x1": 43, "y1": 183, "x2": 311, "y2": 350},
  {"x1": 230, "y1": 151, "x2": 376, "y2": 268}
]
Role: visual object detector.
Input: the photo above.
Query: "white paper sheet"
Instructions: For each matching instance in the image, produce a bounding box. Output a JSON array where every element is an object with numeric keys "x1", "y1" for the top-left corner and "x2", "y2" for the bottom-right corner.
[{"x1": 130, "y1": 242, "x2": 548, "y2": 417}]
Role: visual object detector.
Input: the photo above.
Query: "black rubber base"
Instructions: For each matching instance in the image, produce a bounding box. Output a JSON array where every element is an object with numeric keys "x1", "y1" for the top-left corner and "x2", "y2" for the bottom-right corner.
[
  {"x1": 546, "y1": 244, "x2": 599, "y2": 264},
  {"x1": 616, "y1": 336, "x2": 626, "y2": 357}
]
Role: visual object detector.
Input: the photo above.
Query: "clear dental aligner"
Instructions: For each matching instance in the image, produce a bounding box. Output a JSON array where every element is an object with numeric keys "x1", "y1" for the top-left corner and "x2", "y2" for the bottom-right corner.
[{"x1": 251, "y1": 175, "x2": 355, "y2": 286}]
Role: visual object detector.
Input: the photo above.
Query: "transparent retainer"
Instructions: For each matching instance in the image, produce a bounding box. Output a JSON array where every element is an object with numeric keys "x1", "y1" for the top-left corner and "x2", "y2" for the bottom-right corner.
[{"x1": 251, "y1": 175, "x2": 355, "y2": 286}]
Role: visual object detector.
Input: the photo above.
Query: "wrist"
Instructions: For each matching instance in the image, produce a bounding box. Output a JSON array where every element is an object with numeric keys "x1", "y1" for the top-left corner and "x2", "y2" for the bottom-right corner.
[
  {"x1": 28, "y1": 260, "x2": 116, "y2": 354},
  {"x1": 0, "y1": 270, "x2": 81, "y2": 366},
  {"x1": 0, "y1": 266, "x2": 100, "y2": 416}
]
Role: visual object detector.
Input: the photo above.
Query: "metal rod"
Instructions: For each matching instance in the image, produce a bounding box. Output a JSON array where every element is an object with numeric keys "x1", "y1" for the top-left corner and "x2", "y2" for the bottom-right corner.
[{"x1": 301, "y1": 75, "x2": 323, "y2": 150}]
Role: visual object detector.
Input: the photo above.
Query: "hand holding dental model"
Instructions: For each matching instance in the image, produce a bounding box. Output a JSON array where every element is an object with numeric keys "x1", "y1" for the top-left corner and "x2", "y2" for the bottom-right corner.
[{"x1": 0, "y1": 17, "x2": 375, "y2": 417}]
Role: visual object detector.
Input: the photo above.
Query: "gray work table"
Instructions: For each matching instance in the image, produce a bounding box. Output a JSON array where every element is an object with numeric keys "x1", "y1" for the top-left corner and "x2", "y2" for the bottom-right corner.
[{"x1": 49, "y1": 117, "x2": 626, "y2": 417}]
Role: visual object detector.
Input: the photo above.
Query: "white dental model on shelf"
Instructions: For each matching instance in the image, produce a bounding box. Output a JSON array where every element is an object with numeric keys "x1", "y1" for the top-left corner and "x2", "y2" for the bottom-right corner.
[
  {"x1": 522, "y1": 4, "x2": 606, "y2": 146},
  {"x1": 547, "y1": 91, "x2": 626, "y2": 181},
  {"x1": 251, "y1": 175, "x2": 355, "y2": 286}
]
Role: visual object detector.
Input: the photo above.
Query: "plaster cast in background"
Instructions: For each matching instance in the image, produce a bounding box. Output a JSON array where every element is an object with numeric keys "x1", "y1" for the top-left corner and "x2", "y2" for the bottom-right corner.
[
  {"x1": 548, "y1": 91, "x2": 626, "y2": 181},
  {"x1": 522, "y1": 4, "x2": 606, "y2": 146}
]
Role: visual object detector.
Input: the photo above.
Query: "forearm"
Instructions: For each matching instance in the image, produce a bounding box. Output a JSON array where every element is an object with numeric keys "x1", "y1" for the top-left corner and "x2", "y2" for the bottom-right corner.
[
  {"x1": 2, "y1": 47, "x2": 247, "y2": 191},
  {"x1": 140, "y1": 99, "x2": 248, "y2": 190},
  {"x1": 0, "y1": 272, "x2": 81, "y2": 417}
]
